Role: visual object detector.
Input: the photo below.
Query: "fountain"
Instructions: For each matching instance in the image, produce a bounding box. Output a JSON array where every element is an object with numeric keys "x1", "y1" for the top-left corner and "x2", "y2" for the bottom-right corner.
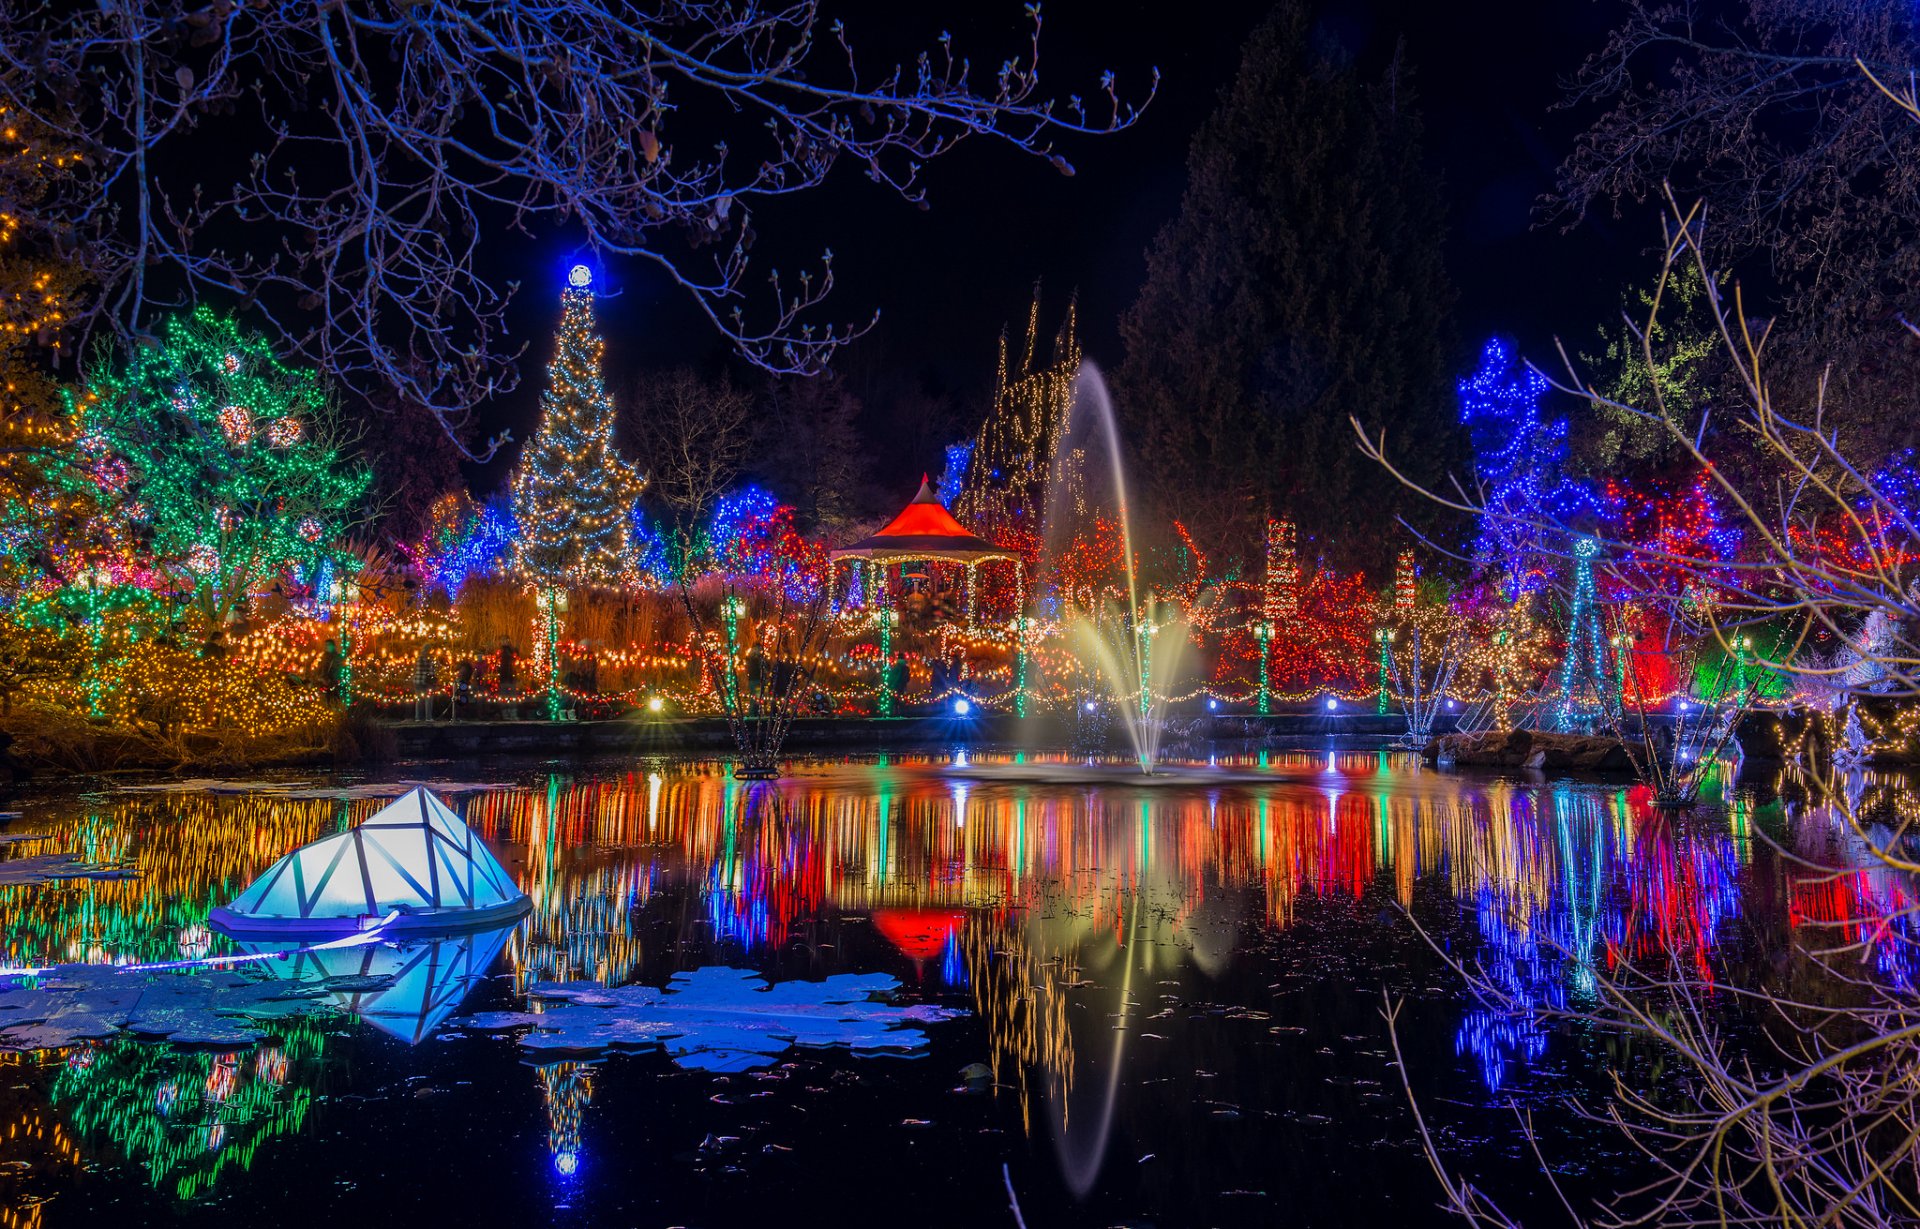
[{"x1": 1042, "y1": 362, "x2": 1191, "y2": 773}]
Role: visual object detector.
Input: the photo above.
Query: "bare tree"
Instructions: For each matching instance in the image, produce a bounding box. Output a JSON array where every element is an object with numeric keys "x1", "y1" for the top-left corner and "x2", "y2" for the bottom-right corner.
[
  {"x1": 1556, "y1": 1, "x2": 1920, "y2": 456},
  {"x1": 0, "y1": 2, "x2": 1153, "y2": 458},
  {"x1": 628, "y1": 366, "x2": 753, "y2": 533}
]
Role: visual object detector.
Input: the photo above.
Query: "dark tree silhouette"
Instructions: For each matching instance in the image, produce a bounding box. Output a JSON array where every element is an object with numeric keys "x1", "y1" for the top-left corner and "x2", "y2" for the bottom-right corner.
[{"x1": 1116, "y1": 3, "x2": 1459, "y2": 573}]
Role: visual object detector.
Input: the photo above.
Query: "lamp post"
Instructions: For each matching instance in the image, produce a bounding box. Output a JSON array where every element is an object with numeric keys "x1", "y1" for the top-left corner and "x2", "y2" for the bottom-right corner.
[
  {"x1": 1256, "y1": 621, "x2": 1273, "y2": 715},
  {"x1": 1609, "y1": 632, "x2": 1629, "y2": 713}
]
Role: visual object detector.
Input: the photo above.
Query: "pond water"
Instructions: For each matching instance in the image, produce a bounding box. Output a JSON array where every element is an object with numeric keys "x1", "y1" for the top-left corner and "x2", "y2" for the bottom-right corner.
[{"x1": 0, "y1": 748, "x2": 1895, "y2": 1227}]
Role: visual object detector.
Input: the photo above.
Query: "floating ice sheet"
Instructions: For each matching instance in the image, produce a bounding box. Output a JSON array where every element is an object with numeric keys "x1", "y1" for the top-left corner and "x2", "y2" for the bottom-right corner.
[
  {"x1": 455, "y1": 967, "x2": 964, "y2": 1071},
  {"x1": 0, "y1": 925, "x2": 513, "y2": 1051},
  {"x1": 0, "y1": 964, "x2": 331, "y2": 1050}
]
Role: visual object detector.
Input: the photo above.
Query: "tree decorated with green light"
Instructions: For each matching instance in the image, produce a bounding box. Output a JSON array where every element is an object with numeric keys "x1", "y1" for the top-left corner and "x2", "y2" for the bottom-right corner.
[
  {"x1": 63, "y1": 307, "x2": 370, "y2": 622},
  {"x1": 512, "y1": 266, "x2": 644, "y2": 586}
]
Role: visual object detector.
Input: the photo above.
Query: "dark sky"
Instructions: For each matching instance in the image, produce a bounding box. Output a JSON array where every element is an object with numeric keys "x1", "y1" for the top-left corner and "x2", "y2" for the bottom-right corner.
[{"x1": 472, "y1": 0, "x2": 1643, "y2": 495}]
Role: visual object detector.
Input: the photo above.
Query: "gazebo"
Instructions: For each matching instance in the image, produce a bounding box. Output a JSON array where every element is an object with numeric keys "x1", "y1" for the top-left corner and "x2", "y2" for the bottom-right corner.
[{"x1": 830, "y1": 477, "x2": 1022, "y2": 627}]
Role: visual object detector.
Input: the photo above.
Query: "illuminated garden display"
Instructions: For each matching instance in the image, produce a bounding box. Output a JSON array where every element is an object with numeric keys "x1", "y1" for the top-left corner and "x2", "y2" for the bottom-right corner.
[
  {"x1": 0, "y1": 250, "x2": 1869, "y2": 776},
  {"x1": 6, "y1": 3, "x2": 1920, "y2": 1224}
]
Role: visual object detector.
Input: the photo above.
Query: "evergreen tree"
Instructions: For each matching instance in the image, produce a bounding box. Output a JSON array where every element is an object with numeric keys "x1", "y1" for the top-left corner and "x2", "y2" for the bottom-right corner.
[
  {"x1": 513, "y1": 267, "x2": 644, "y2": 585},
  {"x1": 63, "y1": 307, "x2": 370, "y2": 622},
  {"x1": 1117, "y1": 4, "x2": 1460, "y2": 573}
]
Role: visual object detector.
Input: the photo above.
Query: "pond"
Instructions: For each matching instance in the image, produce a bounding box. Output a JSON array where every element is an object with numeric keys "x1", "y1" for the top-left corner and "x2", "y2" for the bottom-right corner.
[{"x1": 0, "y1": 748, "x2": 1892, "y2": 1227}]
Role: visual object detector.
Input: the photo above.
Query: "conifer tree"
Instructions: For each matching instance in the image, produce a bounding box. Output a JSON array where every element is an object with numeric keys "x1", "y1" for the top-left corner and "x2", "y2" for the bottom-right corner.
[
  {"x1": 1117, "y1": 3, "x2": 1460, "y2": 573},
  {"x1": 512, "y1": 266, "x2": 644, "y2": 586}
]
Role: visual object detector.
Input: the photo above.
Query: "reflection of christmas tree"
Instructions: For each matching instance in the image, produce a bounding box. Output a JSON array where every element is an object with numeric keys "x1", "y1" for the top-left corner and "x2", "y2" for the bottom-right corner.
[
  {"x1": 511, "y1": 267, "x2": 644, "y2": 586},
  {"x1": 539, "y1": 1061, "x2": 596, "y2": 1180}
]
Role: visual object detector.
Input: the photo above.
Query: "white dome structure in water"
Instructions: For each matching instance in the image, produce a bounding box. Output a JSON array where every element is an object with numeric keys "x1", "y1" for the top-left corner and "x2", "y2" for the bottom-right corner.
[{"x1": 210, "y1": 787, "x2": 530, "y2": 938}]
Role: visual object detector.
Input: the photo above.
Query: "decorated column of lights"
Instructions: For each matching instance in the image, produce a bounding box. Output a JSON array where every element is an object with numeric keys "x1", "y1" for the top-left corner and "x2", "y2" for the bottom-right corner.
[
  {"x1": 1394, "y1": 549, "x2": 1416, "y2": 611},
  {"x1": 1492, "y1": 626, "x2": 1515, "y2": 732},
  {"x1": 1265, "y1": 518, "x2": 1300, "y2": 620},
  {"x1": 721, "y1": 595, "x2": 745, "y2": 714},
  {"x1": 874, "y1": 605, "x2": 898, "y2": 717},
  {"x1": 1554, "y1": 537, "x2": 1606, "y2": 732},
  {"x1": 538, "y1": 587, "x2": 565, "y2": 720},
  {"x1": 1013, "y1": 614, "x2": 1032, "y2": 718},
  {"x1": 1374, "y1": 627, "x2": 1395, "y2": 715},
  {"x1": 1137, "y1": 616, "x2": 1157, "y2": 728},
  {"x1": 1012, "y1": 564, "x2": 1030, "y2": 717},
  {"x1": 1256, "y1": 621, "x2": 1274, "y2": 714}
]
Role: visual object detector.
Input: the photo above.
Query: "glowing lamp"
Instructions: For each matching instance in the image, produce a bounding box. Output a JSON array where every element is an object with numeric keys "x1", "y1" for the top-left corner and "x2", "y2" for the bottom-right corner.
[
  {"x1": 554, "y1": 1150, "x2": 579, "y2": 1176},
  {"x1": 953, "y1": 698, "x2": 972, "y2": 717},
  {"x1": 1084, "y1": 700, "x2": 1097, "y2": 712},
  {"x1": 567, "y1": 264, "x2": 592, "y2": 288},
  {"x1": 1324, "y1": 697, "x2": 1338, "y2": 711},
  {"x1": 646, "y1": 696, "x2": 664, "y2": 713},
  {"x1": 1207, "y1": 698, "x2": 1218, "y2": 711}
]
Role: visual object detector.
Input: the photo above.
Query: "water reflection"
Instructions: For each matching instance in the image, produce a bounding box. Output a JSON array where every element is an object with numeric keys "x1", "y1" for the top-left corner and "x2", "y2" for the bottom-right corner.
[{"x1": 0, "y1": 751, "x2": 1909, "y2": 1217}]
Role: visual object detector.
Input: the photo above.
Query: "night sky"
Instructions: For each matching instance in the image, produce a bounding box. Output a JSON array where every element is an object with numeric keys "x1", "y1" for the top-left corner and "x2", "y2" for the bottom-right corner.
[{"x1": 472, "y1": 0, "x2": 1640, "y2": 494}]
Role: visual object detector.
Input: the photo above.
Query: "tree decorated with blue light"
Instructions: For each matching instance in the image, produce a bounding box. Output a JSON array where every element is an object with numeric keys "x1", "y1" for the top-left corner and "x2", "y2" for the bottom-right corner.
[
  {"x1": 1459, "y1": 338, "x2": 1594, "y2": 598},
  {"x1": 512, "y1": 265, "x2": 645, "y2": 587}
]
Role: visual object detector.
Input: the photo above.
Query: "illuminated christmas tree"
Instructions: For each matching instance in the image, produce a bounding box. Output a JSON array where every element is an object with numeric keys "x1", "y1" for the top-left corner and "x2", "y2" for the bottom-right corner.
[
  {"x1": 512, "y1": 265, "x2": 644, "y2": 586},
  {"x1": 63, "y1": 307, "x2": 370, "y2": 622},
  {"x1": 1459, "y1": 338, "x2": 1593, "y2": 597}
]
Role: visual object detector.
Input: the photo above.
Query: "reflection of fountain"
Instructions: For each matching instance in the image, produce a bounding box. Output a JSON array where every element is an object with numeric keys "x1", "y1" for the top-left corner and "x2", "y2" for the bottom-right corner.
[{"x1": 1049, "y1": 363, "x2": 1190, "y2": 773}]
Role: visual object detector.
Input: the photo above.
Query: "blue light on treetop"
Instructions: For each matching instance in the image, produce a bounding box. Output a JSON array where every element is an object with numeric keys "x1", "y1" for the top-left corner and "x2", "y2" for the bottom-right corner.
[{"x1": 567, "y1": 264, "x2": 592, "y2": 288}]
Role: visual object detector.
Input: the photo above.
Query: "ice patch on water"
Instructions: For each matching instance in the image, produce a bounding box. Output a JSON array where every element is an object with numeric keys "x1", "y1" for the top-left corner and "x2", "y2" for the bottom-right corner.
[
  {"x1": 0, "y1": 965, "x2": 333, "y2": 1050},
  {"x1": 455, "y1": 967, "x2": 964, "y2": 1071}
]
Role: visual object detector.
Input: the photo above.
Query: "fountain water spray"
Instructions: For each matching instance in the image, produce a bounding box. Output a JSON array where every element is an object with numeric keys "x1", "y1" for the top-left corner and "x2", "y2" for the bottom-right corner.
[{"x1": 1046, "y1": 362, "x2": 1189, "y2": 773}]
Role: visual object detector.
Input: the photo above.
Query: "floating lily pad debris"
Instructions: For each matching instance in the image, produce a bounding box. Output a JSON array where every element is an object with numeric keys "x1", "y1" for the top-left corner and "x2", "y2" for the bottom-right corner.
[
  {"x1": 455, "y1": 967, "x2": 964, "y2": 1072},
  {"x1": 113, "y1": 778, "x2": 507, "y2": 800}
]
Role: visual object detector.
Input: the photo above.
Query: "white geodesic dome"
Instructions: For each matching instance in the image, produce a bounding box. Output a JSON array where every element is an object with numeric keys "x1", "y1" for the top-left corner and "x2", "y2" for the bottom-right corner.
[{"x1": 212, "y1": 787, "x2": 527, "y2": 935}]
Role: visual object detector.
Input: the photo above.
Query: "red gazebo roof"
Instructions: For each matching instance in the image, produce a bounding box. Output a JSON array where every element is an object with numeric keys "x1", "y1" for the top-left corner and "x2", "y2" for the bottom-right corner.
[{"x1": 831, "y1": 478, "x2": 1018, "y2": 562}]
